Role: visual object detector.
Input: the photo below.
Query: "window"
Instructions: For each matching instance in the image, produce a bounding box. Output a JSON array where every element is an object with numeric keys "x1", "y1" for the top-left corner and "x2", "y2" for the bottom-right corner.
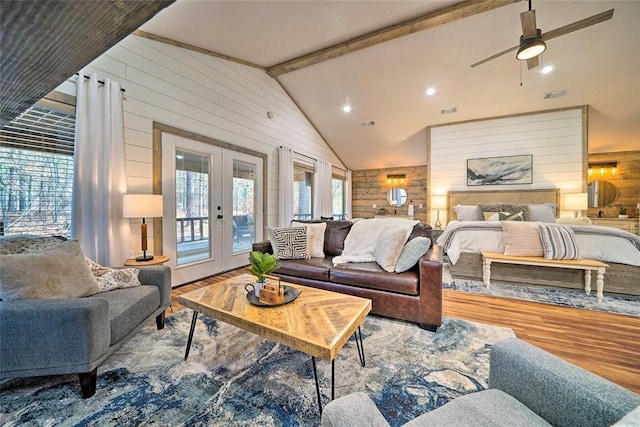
[
  {"x1": 0, "y1": 100, "x2": 75, "y2": 236},
  {"x1": 293, "y1": 162, "x2": 313, "y2": 221},
  {"x1": 332, "y1": 175, "x2": 346, "y2": 219}
]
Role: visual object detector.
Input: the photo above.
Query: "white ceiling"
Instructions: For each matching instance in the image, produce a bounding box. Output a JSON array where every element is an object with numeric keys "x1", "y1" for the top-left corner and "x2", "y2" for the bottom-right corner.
[{"x1": 140, "y1": 0, "x2": 640, "y2": 170}]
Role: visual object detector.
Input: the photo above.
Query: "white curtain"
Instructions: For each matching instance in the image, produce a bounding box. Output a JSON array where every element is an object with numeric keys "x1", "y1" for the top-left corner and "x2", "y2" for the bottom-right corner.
[
  {"x1": 72, "y1": 71, "x2": 131, "y2": 266},
  {"x1": 278, "y1": 146, "x2": 294, "y2": 226},
  {"x1": 345, "y1": 170, "x2": 353, "y2": 219},
  {"x1": 314, "y1": 159, "x2": 333, "y2": 218}
]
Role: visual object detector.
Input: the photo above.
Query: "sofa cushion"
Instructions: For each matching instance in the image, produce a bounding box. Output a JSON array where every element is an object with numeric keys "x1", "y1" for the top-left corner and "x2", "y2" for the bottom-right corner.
[
  {"x1": 89, "y1": 285, "x2": 160, "y2": 345},
  {"x1": 0, "y1": 240, "x2": 100, "y2": 300},
  {"x1": 295, "y1": 219, "x2": 353, "y2": 256},
  {"x1": 407, "y1": 223, "x2": 433, "y2": 242},
  {"x1": 330, "y1": 262, "x2": 419, "y2": 295},
  {"x1": 276, "y1": 258, "x2": 333, "y2": 281},
  {"x1": 406, "y1": 389, "x2": 551, "y2": 427}
]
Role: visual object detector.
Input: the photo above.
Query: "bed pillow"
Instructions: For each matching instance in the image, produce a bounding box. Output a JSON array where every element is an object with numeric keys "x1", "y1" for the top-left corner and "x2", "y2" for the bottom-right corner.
[
  {"x1": 479, "y1": 203, "x2": 530, "y2": 221},
  {"x1": 483, "y1": 211, "x2": 524, "y2": 221},
  {"x1": 528, "y1": 203, "x2": 557, "y2": 223},
  {"x1": 395, "y1": 237, "x2": 431, "y2": 273},
  {"x1": 538, "y1": 224, "x2": 581, "y2": 260},
  {"x1": 0, "y1": 240, "x2": 100, "y2": 300},
  {"x1": 501, "y1": 221, "x2": 543, "y2": 256},
  {"x1": 272, "y1": 226, "x2": 310, "y2": 260},
  {"x1": 374, "y1": 227, "x2": 411, "y2": 272},
  {"x1": 453, "y1": 205, "x2": 480, "y2": 221},
  {"x1": 291, "y1": 221, "x2": 327, "y2": 258}
]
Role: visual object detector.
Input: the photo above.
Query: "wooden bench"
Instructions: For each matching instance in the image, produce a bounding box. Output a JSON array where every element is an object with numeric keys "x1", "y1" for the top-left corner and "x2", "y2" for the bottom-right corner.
[{"x1": 481, "y1": 252, "x2": 609, "y2": 302}]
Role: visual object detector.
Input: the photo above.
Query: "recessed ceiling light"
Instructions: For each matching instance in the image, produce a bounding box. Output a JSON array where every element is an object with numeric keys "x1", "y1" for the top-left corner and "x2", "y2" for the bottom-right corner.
[
  {"x1": 343, "y1": 104, "x2": 351, "y2": 113},
  {"x1": 541, "y1": 65, "x2": 553, "y2": 74},
  {"x1": 426, "y1": 87, "x2": 436, "y2": 96}
]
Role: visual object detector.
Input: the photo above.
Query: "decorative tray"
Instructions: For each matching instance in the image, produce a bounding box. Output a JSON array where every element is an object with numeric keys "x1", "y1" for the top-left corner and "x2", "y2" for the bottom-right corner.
[{"x1": 245, "y1": 285, "x2": 300, "y2": 307}]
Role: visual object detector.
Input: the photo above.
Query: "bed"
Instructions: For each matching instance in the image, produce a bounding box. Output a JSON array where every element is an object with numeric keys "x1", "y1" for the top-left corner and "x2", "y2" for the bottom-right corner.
[{"x1": 437, "y1": 189, "x2": 640, "y2": 296}]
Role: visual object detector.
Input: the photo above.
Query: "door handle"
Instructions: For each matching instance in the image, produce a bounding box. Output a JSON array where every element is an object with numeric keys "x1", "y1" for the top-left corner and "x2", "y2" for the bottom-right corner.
[{"x1": 217, "y1": 215, "x2": 223, "y2": 219}]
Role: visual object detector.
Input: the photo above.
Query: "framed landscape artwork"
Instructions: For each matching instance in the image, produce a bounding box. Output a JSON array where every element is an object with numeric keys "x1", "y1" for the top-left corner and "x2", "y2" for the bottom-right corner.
[{"x1": 467, "y1": 154, "x2": 533, "y2": 186}]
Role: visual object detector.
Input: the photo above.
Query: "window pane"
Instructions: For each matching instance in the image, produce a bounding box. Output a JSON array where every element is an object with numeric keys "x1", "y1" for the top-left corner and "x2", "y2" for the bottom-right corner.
[
  {"x1": 332, "y1": 177, "x2": 345, "y2": 219},
  {"x1": 293, "y1": 164, "x2": 313, "y2": 220},
  {"x1": 232, "y1": 160, "x2": 256, "y2": 253},
  {"x1": 175, "y1": 149, "x2": 210, "y2": 265},
  {"x1": 0, "y1": 104, "x2": 75, "y2": 236}
]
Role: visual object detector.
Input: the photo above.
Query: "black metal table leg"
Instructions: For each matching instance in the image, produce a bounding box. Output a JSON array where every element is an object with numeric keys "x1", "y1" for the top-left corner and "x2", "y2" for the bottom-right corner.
[
  {"x1": 184, "y1": 311, "x2": 198, "y2": 361},
  {"x1": 312, "y1": 356, "x2": 322, "y2": 413},
  {"x1": 331, "y1": 358, "x2": 335, "y2": 400},
  {"x1": 354, "y1": 326, "x2": 366, "y2": 367}
]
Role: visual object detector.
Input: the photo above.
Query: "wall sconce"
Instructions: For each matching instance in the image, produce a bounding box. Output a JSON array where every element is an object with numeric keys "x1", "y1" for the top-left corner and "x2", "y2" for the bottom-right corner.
[
  {"x1": 588, "y1": 162, "x2": 617, "y2": 177},
  {"x1": 386, "y1": 174, "x2": 406, "y2": 185},
  {"x1": 431, "y1": 195, "x2": 447, "y2": 229}
]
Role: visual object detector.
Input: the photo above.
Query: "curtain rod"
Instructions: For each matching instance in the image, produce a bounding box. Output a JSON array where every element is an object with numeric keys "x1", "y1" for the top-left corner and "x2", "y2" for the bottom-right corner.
[
  {"x1": 76, "y1": 73, "x2": 126, "y2": 93},
  {"x1": 281, "y1": 146, "x2": 348, "y2": 172}
]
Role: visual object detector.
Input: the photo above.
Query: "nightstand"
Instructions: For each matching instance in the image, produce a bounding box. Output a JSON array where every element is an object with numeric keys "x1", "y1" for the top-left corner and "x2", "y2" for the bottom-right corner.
[
  {"x1": 124, "y1": 255, "x2": 169, "y2": 267},
  {"x1": 430, "y1": 228, "x2": 444, "y2": 242}
]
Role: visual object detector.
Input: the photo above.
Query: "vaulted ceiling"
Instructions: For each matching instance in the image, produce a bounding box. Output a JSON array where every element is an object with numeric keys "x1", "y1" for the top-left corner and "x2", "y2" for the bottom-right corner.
[{"x1": 138, "y1": 0, "x2": 640, "y2": 170}]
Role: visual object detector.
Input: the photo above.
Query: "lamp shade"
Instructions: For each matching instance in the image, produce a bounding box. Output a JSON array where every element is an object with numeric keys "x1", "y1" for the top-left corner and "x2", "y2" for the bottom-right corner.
[
  {"x1": 123, "y1": 194, "x2": 163, "y2": 218},
  {"x1": 563, "y1": 193, "x2": 588, "y2": 211},
  {"x1": 431, "y1": 195, "x2": 447, "y2": 210}
]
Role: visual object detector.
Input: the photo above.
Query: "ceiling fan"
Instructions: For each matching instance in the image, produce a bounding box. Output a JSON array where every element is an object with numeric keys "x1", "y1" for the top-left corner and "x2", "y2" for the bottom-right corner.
[{"x1": 471, "y1": 0, "x2": 614, "y2": 69}]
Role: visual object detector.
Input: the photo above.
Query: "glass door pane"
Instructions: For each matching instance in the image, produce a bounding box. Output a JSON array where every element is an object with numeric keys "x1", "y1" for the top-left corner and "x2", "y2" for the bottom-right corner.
[
  {"x1": 175, "y1": 149, "x2": 210, "y2": 265},
  {"x1": 232, "y1": 160, "x2": 256, "y2": 254}
]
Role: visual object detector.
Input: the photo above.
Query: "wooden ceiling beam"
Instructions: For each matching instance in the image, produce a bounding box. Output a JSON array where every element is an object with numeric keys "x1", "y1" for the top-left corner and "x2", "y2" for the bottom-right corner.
[{"x1": 266, "y1": 0, "x2": 523, "y2": 77}]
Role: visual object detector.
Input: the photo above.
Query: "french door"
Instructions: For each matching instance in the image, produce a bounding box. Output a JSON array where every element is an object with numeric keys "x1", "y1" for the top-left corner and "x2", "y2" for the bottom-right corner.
[{"x1": 162, "y1": 133, "x2": 263, "y2": 286}]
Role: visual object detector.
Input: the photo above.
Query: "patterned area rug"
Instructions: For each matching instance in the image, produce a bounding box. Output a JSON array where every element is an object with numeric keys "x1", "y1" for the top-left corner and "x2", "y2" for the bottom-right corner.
[
  {"x1": 0, "y1": 310, "x2": 514, "y2": 426},
  {"x1": 443, "y1": 264, "x2": 639, "y2": 317}
]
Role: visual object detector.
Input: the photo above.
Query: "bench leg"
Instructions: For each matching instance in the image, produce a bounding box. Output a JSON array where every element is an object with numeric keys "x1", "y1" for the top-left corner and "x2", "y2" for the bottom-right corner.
[
  {"x1": 584, "y1": 269, "x2": 592, "y2": 295},
  {"x1": 596, "y1": 268, "x2": 605, "y2": 302},
  {"x1": 483, "y1": 258, "x2": 491, "y2": 288}
]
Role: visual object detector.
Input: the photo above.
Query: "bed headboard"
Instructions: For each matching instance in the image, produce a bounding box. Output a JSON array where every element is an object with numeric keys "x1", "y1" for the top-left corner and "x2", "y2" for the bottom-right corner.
[{"x1": 447, "y1": 189, "x2": 560, "y2": 221}]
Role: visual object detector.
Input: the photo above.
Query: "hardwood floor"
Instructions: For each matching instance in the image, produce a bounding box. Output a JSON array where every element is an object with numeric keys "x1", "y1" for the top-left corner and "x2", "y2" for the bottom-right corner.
[{"x1": 170, "y1": 269, "x2": 640, "y2": 394}]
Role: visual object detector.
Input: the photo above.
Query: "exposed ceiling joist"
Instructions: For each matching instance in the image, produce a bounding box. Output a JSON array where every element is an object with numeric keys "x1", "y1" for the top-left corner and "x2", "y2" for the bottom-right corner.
[{"x1": 266, "y1": 0, "x2": 523, "y2": 77}]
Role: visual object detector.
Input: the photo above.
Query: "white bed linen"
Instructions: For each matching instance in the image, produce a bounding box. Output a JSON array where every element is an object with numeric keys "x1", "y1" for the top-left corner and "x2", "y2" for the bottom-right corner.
[{"x1": 437, "y1": 220, "x2": 640, "y2": 267}]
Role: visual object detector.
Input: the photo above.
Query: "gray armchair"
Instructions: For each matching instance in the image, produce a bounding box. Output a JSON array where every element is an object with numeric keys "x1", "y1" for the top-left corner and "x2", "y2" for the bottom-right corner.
[
  {"x1": 322, "y1": 337, "x2": 640, "y2": 427},
  {"x1": 0, "y1": 266, "x2": 171, "y2": 398}
]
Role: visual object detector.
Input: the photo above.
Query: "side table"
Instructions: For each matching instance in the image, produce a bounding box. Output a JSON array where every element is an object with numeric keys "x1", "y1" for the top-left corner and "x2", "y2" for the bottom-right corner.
[
  {"x1": 431, "y1": 228, "x2": 444, "y2": 242},
  {"x1": 124, "y1": 255, "x2": 169, "y2": 267}
]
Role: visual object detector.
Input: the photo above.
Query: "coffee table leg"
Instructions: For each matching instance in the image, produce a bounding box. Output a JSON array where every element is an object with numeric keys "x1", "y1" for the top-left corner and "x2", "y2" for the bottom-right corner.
[
  {"x1": 184, "y1": 311, "x2": 199, "y2": 361},
  {"x1": 354, "y1": 326, "x2": 366, "y2": 367},
  {"x1": 312, "y1": 356, "x2": 323, "y2": 413}
]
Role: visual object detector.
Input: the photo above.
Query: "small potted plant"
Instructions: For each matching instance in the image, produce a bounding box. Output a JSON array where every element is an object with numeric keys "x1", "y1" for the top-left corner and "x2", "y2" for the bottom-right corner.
[
  {"x1": 618, "y1": 206, "x2": 628, "y2": 219},
  {"x1": 246, "y1": 251, "x2": 281, "y2": 296}
]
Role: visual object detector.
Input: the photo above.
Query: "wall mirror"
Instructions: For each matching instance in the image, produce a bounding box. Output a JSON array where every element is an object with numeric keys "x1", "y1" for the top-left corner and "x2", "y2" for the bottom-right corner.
[
  {"x1": 386, "y1": 187, "x2": 407, "y2": 207},
  {"x1": 587, "y1": 180, "x2": 619, "y2": 207}
]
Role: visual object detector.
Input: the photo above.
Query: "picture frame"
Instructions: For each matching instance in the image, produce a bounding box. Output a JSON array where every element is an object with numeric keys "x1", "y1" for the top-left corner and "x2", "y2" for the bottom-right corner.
[{"x1": 467, "y1": 154, "x2": 533, "y2": 186}]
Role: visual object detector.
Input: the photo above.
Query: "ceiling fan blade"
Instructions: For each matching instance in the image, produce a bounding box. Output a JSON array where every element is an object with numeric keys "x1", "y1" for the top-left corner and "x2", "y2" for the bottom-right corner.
[
  {"x1": 470, "y1": 45, "x2": 518, "y2": 68},
  {"x1": 526, "y1": 56, "x2": 540, "y2": 70},
  {"x1": 520, "y1": 9, "x2": 537, "y2": 39},
  {"x1": 542, "y1": 9, "x2": 614, "y2": 42}
]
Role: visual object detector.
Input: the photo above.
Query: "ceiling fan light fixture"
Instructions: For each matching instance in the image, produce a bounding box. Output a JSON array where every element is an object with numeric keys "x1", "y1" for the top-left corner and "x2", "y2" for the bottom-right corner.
[{"x1": 516, "y1": 30, "x2": 546, "y2": 60}]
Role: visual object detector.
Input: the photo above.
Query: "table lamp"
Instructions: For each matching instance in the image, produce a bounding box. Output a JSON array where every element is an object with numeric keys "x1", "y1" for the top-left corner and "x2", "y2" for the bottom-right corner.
[
  {"x1": 123, "y1": 194, "x2": 163, "y2": 261},
  {"x1": 431, "y1": 195, "x2": 447, "y2": 229},
  {"x1": 564, "y1": 192, "x2": 588, "y2": 218}
]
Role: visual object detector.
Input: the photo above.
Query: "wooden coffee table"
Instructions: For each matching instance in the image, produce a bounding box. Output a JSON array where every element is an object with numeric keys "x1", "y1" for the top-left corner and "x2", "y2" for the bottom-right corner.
[{"x1": 178, "y1": 273, "x2": 371, "y2": 412}]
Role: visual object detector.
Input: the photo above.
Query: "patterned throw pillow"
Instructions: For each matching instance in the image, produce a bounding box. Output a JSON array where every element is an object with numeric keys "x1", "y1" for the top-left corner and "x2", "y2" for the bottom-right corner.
[
  {"x1": 483, "y1": 211, "x2": 524, "y2": 221},
  {"x1": 85, "y1": 257, "x2": 141, "y2": 292},
  {"x1": 0, "y1": 235, "x2": 66, "y2": 255},
  {"x1": 538, "y1": 224, "x2": 581, "y2": 260},
  {"x1": 272, "y1": 226, "x2": 310, "y2": 260},
  {"x1": 501, "y1": 221, "x2": 543, "y2": 256}
]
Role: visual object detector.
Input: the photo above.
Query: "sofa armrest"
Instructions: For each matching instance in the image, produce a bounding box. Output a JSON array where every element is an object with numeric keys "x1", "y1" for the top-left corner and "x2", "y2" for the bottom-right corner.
[
  {"x1": 137, "y1": 265, "x2": 172, "y2": 307},
  {"x1": 417, "y1": 246, "x2": 443, "y2": 329},
  {"x1": 321, "y1": 392, "x2": 390, "y2": 427},
  {"x1": 0, "y1": 298, "x2": 111, "y2": 376},
  {"x1": 252, "y1": 240, "x2": 273, "y2": 254},
  {"x1": 490, "y1": 338, "x2": 640, "y2": 427}
]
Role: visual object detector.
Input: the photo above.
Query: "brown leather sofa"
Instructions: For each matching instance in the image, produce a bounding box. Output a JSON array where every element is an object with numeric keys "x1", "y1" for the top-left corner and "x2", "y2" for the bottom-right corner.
[{"x1": 252, "y1": 220, "x2": 443, "y2": 331}]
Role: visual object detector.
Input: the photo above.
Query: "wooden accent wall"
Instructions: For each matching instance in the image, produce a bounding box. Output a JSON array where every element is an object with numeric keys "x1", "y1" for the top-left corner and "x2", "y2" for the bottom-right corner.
[
  {"x1": 587, "y1": 150, "x2": 640, "y2": 218},
  {"x1": 351, "y1": 166, "x2": 428, "y2": 222}
]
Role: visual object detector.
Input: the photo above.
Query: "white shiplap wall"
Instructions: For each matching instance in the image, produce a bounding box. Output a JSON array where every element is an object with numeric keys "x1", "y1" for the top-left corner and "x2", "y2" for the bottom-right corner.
[
  {"x1": 77, "y1": 35, "x2": 343, "y2": 256},
  {"x1": 429, "y1": 108, "x2": 585, "y2": 225}
]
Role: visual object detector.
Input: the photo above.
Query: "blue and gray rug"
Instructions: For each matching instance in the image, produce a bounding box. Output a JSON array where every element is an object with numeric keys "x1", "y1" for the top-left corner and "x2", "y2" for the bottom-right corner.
[
  {"x1": 443, "y1": 265, "x2": 639, "y2": 317},
  {"x1": 0, "y1": 311, "x2": 514, "y2": 426}
]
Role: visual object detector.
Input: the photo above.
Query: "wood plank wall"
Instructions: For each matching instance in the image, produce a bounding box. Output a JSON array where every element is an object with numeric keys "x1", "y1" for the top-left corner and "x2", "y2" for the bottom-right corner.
[
  {"x1": 351, "y1": 165, "x2": 428, "y2": 222},
  {"x1": 587, "y1": 150, "x2": 640, "y2": 218}
]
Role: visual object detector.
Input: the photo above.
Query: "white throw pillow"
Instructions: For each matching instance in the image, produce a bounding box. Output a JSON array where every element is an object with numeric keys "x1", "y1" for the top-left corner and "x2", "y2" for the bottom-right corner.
[
  {"x1": 501, "y1": 221, "x2": 544, "y2": 257},
  {"x1": 395, "y1": 237, "x2": 431, "y2": 273},
  {"x1": 374, "y1": 227, "x2": 411, "y2": 272},
  {"x1": 291, "y1": 221, "x2": 327, "y2": 258},
  {"x1": 528, "y1": 203, "x2": 557, "y2": 223}
]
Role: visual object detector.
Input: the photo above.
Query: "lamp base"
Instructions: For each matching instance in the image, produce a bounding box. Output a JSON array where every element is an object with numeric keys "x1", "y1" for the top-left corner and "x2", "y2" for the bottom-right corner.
[{"x1": 135, "y1": 255, "x2": 155, "y2": 262}]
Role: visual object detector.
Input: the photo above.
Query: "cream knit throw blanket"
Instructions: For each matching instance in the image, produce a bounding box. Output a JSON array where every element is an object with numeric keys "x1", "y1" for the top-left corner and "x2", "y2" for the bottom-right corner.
[{"x1": 333, "y1": 218, "x2": 418, "y2": 265}]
